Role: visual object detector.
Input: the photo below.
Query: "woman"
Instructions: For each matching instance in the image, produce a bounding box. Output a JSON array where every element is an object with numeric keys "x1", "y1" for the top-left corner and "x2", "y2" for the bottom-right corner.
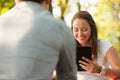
[{"x1": 71, "y1": 11, "x2": 120, "y2": 80}]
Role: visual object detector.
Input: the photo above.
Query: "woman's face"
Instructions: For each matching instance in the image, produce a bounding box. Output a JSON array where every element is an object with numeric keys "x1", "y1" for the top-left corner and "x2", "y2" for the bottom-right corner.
[{"x1": 72, "y1": 18, "x2": 91, "y2": 46}]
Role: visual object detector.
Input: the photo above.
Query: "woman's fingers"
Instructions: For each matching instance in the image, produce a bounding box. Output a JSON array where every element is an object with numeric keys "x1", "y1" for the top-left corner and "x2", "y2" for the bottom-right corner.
[
  {"x1": 79, "y1": 60, "x2": 88, "y2": 66},
  {"x1": 82, "y1": 57, "x2": 92, "y2": 63},
  {"x1": 79, "y1": 57, "x2": 96, "y2": 72},
  {"x1": 79, "y1": 56, "x2": 101, "y2": 73},
  {"x1": 92, "y1": 55, "x2": 95, "y2": 61}
]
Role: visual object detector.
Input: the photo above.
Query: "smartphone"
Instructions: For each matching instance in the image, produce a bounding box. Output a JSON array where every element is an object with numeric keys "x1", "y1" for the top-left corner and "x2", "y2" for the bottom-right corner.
[{"x1": 76, "y1": 46, "x2": 92, "y2": 71}]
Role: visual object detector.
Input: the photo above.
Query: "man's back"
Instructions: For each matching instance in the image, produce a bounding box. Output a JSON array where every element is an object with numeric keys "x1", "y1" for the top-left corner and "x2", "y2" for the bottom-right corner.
[{"x1": 0, "y1": 1, "x2": 77, "y2": 80}]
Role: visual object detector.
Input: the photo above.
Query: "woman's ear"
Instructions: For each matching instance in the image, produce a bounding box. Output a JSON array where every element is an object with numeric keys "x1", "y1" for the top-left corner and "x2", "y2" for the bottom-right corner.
[{"x1": 45, "y1": 0, "x2": 50, "y2": 4}]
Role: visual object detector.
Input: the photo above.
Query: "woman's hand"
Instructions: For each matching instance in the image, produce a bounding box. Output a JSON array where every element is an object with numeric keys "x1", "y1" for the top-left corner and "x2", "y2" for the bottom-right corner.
[{"x1": 79, "y1": 56, "x2": 101, "y2": 73}]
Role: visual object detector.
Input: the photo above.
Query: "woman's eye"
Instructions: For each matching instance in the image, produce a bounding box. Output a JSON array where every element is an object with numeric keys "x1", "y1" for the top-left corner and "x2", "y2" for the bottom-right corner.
[
  {"x1": 82, "y1": 28, "x2": 87, "y2": 32},
  {"x1": 73, "y1": 29, "x2": 78, "y2": 32}
]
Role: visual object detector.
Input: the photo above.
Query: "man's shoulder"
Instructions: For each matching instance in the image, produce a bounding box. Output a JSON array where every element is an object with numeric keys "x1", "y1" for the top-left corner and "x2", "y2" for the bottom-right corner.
[
  {"x1": 1, "y1": 7, "x2": 16, "y2": 17},
  {"x1": 39, "y1": 11, "x2": 69, "y2": 29}
]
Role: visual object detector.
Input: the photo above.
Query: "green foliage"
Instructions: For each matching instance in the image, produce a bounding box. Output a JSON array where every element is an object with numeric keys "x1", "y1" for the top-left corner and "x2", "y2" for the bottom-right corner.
[
  {"x1": 57, "y1": 0, "x2": 69, "y2": 20},
  {"x1": 0, "y1": 0, "x2": 14, "y2": 15},
  {"x1": 94, "y1": 0, "x2": 120, "y2": 54}
]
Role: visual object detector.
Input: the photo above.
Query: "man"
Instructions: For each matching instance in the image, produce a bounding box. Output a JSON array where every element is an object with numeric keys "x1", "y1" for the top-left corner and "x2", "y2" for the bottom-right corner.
[{"x1": 0, "y1": 0, "x2": 77, "y2": 80}]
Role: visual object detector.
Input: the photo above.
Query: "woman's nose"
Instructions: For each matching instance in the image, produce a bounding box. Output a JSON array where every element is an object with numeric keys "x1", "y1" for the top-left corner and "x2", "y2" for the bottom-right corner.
[{"x1": 78, "y1": 31, "x2": 83, "y2": 36}]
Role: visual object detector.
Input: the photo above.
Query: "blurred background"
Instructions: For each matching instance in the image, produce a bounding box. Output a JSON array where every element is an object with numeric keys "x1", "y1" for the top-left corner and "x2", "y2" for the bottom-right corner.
[{"x1": 0, "y1": 0, "x2": 120, "y2": 55}]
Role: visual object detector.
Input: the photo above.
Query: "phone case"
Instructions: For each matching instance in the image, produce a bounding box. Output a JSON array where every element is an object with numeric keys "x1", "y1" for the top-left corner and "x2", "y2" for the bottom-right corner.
[{"x1": 76, "y1": 46, "x2": 92, "y2": 71}]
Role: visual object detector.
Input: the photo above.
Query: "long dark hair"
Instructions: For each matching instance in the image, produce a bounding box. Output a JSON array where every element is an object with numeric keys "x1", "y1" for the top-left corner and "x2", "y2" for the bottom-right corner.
[{"x1": 71, "y1": 11, "x2": 98, "y2": 58}]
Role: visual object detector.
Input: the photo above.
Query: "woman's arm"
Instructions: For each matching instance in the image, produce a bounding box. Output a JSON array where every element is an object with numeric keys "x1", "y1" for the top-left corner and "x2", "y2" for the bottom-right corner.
[
  {"x1": 105, "y1": 47, "x2": 120, "y2": 79},
  {"x1": 79, "y1": 47, "x2": 120, "y2": 80}
]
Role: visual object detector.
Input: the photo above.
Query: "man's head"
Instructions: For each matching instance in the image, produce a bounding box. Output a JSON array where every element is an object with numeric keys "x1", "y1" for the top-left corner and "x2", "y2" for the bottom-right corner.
[
  {"x1": 24, "y1": 0, "x2": 46, "y2": 3},
  {"x1": 15, "y1": 0, "x2": 50, "y2": 10}
]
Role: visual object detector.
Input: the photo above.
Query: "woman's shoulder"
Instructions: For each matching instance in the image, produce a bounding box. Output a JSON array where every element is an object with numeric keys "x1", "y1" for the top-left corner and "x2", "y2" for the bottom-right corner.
[
  {"x1": 97, "y1": 39, "x2": 113, "y2": 55},
  {"x1": 98, "y1": 39, "x2": 112, "y2": 46}
]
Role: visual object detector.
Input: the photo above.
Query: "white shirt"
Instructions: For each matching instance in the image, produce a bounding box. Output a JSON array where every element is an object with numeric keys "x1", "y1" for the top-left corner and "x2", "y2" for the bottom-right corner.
[{"x1": 0, "y1": 1, "x2": 77, "y2": 80}]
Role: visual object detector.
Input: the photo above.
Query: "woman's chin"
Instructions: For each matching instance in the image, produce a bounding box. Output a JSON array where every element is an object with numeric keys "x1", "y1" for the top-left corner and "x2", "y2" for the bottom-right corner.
[{"x1": 78, "y1": 41, "x2": 88, "y2": 46}]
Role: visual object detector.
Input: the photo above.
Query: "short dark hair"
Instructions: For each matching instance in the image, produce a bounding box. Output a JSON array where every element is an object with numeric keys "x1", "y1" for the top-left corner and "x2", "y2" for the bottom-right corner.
[{"x1": 25, "y1": 0, "x2": 44, "y2": 3}]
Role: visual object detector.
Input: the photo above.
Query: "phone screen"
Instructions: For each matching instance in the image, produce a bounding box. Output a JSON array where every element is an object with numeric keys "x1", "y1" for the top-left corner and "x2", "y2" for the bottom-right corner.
[{"x1": 76, "y1": 46, "x2": 92, "y2": 71}]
